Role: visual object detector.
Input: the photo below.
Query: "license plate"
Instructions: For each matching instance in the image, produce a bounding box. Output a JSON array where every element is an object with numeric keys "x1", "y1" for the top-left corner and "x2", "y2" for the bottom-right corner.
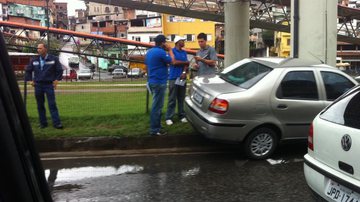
[
  {"x1": 325, "y1": 179, "x2": 360, "y2": 202},
  {"x1": 193, "y1": 91, "x2": 203, "y2": 104}
]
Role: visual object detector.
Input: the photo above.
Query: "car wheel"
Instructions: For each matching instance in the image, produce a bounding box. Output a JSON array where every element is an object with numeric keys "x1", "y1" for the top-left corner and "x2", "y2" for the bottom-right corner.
[{"x1": 244, "y1": 127, "x2": 278, "y2": 160}]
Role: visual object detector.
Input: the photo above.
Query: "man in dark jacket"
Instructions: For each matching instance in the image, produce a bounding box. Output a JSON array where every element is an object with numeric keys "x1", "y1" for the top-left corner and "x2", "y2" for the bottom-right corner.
[{"x1": 25, "y1": 43, "x2": 63, "y2": 129}]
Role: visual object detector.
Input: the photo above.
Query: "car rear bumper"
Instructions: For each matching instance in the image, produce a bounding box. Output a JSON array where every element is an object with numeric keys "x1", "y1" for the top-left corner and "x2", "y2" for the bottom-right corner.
[
  {"x1": 78, "y1": 76, "x2": 91, "y2": 79},
  {"x1": 113, "y1": 74, "x2": 126, "y2": 78},
  {"x1": 304, "y1": 154, "x2": 360, "y2": 201},
  {"x1": 184, "y1": 97, "x2": 250, "y2": 142}
]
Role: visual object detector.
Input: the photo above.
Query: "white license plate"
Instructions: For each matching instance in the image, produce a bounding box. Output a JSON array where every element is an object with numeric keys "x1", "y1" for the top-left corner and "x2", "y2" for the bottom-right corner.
[
  {"x1": 193, "y1": 91, "x2": 203, "y2": 104},
  {"x1": 325, "y1": 179, "x2": 360, "y2": 202}
]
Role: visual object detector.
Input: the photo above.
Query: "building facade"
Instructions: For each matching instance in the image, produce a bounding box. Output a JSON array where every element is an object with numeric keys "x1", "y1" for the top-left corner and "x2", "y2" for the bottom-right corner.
[
  {"x1": 162, "y1": 14, "x2": 216, "y2": 49},
  {"x1": 54, "y1": 2, "x2": 68, "y2": 29},
  {"x1": 127, "y1": 14, "x2": 162, "y2": 51},
  {"x1": 2, "y1": 0, "x2": 55, "y2": 39},
  {"x1": 87, "y1": 2, "x2": 125, "y2": 22},
  {"x1": 7, "y1": 2, "x2": 52, "y2": 27},
  {"x1": 274, "y1": 21, "x2": 291, "y2": 58},
  {"x1": 0, "y1": 3, "x2": 4, "y2": 21}
]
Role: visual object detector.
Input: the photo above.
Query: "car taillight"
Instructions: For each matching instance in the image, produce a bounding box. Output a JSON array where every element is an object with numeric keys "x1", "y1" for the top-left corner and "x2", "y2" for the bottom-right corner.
[
  {"x1": 308, "y1": 123, "x2": 314, "y2": 151},
  {"x1": 209, "y1": 98, "x2": 229, "y2": 114}
]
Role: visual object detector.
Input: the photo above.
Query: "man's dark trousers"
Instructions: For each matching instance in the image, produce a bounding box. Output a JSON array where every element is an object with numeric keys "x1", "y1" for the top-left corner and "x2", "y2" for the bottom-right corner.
[{"x1": 35, "y1": 82, "x2": 61, "y2": 126}]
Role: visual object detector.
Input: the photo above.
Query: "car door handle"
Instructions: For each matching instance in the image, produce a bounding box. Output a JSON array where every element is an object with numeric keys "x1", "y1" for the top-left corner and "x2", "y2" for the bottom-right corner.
[{"x1": 277, "y1": 104, "x2": 288, "y2": 109}]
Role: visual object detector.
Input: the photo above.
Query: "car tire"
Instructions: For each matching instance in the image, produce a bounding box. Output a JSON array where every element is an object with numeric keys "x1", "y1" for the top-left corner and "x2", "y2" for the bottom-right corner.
[{"x1": 244, "y1": 127, "x2": 278, "y2": 160}]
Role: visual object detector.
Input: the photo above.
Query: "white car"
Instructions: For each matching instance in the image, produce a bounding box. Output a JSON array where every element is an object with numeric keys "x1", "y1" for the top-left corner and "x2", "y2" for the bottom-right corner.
[
  {"x1": 112, "y1": 69, "x2": 126, "y2": 78},
  {"x1": 63, "y1": 35, "x2": 71, "y2": 42},
  {"x1": 77, "y1": 68, "x2": 93, "y2": 80},
  {"x1": 128, "y1": 68, "x2": 144, "y2": 78},
  {"x1": 304, "y1": 85, "x2": 360, "y2": 201}
]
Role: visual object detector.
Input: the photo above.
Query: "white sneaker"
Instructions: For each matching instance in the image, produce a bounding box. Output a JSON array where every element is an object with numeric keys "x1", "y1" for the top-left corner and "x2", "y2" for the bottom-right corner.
[
  {"x1": 181, "y1": 118, "x2": 188, "y2": 123},
  {"x1": 166, "y1": 119, "x2": 173, "y2": 126}
]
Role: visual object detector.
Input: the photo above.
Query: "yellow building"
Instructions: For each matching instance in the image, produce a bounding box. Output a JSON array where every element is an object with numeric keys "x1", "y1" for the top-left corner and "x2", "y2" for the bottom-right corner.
[
  {"x1": 274, "y1": 21, "x2": 291, "y2": 58},
  {"x1": 162, "y1": 14, "x2": 216, "y2": 49}
]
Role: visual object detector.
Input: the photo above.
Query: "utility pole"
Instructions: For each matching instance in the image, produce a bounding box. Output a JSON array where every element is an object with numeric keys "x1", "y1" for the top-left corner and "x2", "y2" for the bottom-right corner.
[
  {"x1": 97, "y1": 21, "x2": 101, "y2": 82},
  {"x1": 45, "y1": 0, "x2": 50, "y2": 49}
]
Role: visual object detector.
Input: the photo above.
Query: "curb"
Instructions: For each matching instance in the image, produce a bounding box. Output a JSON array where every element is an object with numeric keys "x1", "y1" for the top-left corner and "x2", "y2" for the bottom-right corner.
[
  {"x1": 35, "y1": 135, "x2": 235, "y2": 153},
  {"x1": 40, "y1": 147, "x2": 239, "y2": 160}
]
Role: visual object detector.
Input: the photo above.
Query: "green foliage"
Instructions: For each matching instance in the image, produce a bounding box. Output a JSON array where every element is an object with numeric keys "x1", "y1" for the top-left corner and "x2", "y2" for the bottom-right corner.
[{"x1": 21, "y1": 39, "x2": 61, "y2": 56}]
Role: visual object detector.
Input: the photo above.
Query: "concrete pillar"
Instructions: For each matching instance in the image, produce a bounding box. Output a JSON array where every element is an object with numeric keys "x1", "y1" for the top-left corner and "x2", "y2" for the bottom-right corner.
[
  {"x1": 224, "y1": 0, "x2": 249, "y2": 67},
  {"x1": 291, "y1": 0, "x2": 337, "y2": 67}
]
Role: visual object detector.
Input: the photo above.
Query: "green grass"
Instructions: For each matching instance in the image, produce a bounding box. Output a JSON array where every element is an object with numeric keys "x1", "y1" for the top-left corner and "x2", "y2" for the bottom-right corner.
[
  {"x1": 18, "y1": 80, "x2": 147, "y2": 90},
  {"x1": 18, "y1": 80, "x2": 147, "y2": 86},
  {"x1": 20, "y1": 85, "x2": 146, "y2": 91},
  {"x1": 26, "y1": 91, "x2": 195, "y2": 139}
]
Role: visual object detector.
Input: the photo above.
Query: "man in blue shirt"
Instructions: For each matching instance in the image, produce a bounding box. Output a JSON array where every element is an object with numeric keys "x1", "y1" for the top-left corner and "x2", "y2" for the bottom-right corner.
[
  {"x1": 25, "y1": 43, "x2": 63, "y2": 129},
  {"x1": 165, "y1": 36, "x2": 190, "y2": 126},
  {"x1": 145, "y1": 35, "x2": 174, "y2": 136}
]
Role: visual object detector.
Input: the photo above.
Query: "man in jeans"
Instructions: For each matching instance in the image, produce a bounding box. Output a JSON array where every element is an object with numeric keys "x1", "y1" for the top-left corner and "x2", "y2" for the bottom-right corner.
[
  {"x1": 25, "y1": 43, "x2": 63, "y2": 129},
  {"x1": 145, "y1": 35, "x2": 174, "y2": 136},
  {"x1": 165, "y1": 36, "x2": 190, "y2": 126}
]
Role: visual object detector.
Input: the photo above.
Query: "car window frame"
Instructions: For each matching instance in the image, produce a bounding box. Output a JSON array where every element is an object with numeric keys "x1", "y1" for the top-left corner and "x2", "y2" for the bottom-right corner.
[
  {"x1": 0, "y1": 32, "x2": 52, "y2": 201},
  {"x1": 276, "y1": 70, "x2": 319, "y2": 101},
  {"x1": 320, "y1": 70, "x2": 356, "y2": 101}
]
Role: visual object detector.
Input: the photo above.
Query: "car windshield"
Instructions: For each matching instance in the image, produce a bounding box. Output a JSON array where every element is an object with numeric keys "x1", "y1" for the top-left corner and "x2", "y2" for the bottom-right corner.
[
  {"x1": 131, "y1": 68, "x2": 140, "y2": 72},
  {"x1": 219, "y1": 60, "x2": 272, "y2": 89}
]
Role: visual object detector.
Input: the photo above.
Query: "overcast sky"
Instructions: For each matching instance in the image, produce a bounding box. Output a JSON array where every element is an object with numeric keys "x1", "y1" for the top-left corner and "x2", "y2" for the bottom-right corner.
[{"x1": 55, "y1": 0, "x2": 86, "y2": 16}]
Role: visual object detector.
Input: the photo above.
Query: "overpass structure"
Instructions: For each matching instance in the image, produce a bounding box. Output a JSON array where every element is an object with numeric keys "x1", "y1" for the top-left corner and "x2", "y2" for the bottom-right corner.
[
  {"x1": 86, "y1": 0, "x2": 360, "y2": 45},
  {"x1": 85, "y1": 0, "x2": 360, "y2": 66},
  {"x1": 2, "y1": 0, "x2": 360, "y2": 67},
  {"x1": 0, "y1": 21, "x2": 224, "y2": 69}
]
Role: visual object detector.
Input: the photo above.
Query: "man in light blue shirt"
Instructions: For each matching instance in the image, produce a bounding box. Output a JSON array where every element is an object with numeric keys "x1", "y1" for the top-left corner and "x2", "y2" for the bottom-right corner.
[{"x1": 193, "y1": 32, "x2": 218, "y2": 76}]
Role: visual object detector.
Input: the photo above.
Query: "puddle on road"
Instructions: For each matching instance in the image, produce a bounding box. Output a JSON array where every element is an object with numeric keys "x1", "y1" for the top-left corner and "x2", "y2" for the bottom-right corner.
[
  {"x1": 181, "y1": 167, "x2": 200, "y2": 177},
  {"x1": 45, "y1": 165, "x2": 144, "y2": 182}
]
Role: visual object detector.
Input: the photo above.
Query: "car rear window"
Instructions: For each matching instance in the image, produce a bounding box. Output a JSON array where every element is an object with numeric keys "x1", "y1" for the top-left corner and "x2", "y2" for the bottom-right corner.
[
  {"x1": 320, "y1": 88, "x2": 360, "y2": 129},
  {"x1": 219, "y1": 61, "x2": 272, "y2": 89}
]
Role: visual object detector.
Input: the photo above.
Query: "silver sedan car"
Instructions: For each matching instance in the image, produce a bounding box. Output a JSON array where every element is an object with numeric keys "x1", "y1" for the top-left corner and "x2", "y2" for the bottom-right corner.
[{"x1": 184, "y1": 58, "x2": 358, "y2": 159}]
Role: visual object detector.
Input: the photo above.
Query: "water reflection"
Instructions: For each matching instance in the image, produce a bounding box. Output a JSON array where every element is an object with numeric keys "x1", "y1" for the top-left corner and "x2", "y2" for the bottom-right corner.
[
  {"x1": 181, "y1": 167, "x2": 200, "y2": 177},
  {"x1": 45, "y1": 165, "x2": 144, "y2": 183},
  {"x1": 47, "y1": 169, "x2": 58, "y2": 192},
  {"x1": 266, "y1": 158, "x2": 287, "y2": 165}
]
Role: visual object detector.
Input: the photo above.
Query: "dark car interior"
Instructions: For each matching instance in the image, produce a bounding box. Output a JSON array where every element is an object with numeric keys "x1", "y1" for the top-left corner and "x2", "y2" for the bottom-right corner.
[{"x1": 0, "y1": 32, "x2": 52, "y2": 201}]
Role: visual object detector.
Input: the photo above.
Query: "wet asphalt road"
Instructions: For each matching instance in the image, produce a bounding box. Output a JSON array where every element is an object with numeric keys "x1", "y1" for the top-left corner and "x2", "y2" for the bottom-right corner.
[{"x1": 42, "y1": 142, "x2": 315, "y2": 202}]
